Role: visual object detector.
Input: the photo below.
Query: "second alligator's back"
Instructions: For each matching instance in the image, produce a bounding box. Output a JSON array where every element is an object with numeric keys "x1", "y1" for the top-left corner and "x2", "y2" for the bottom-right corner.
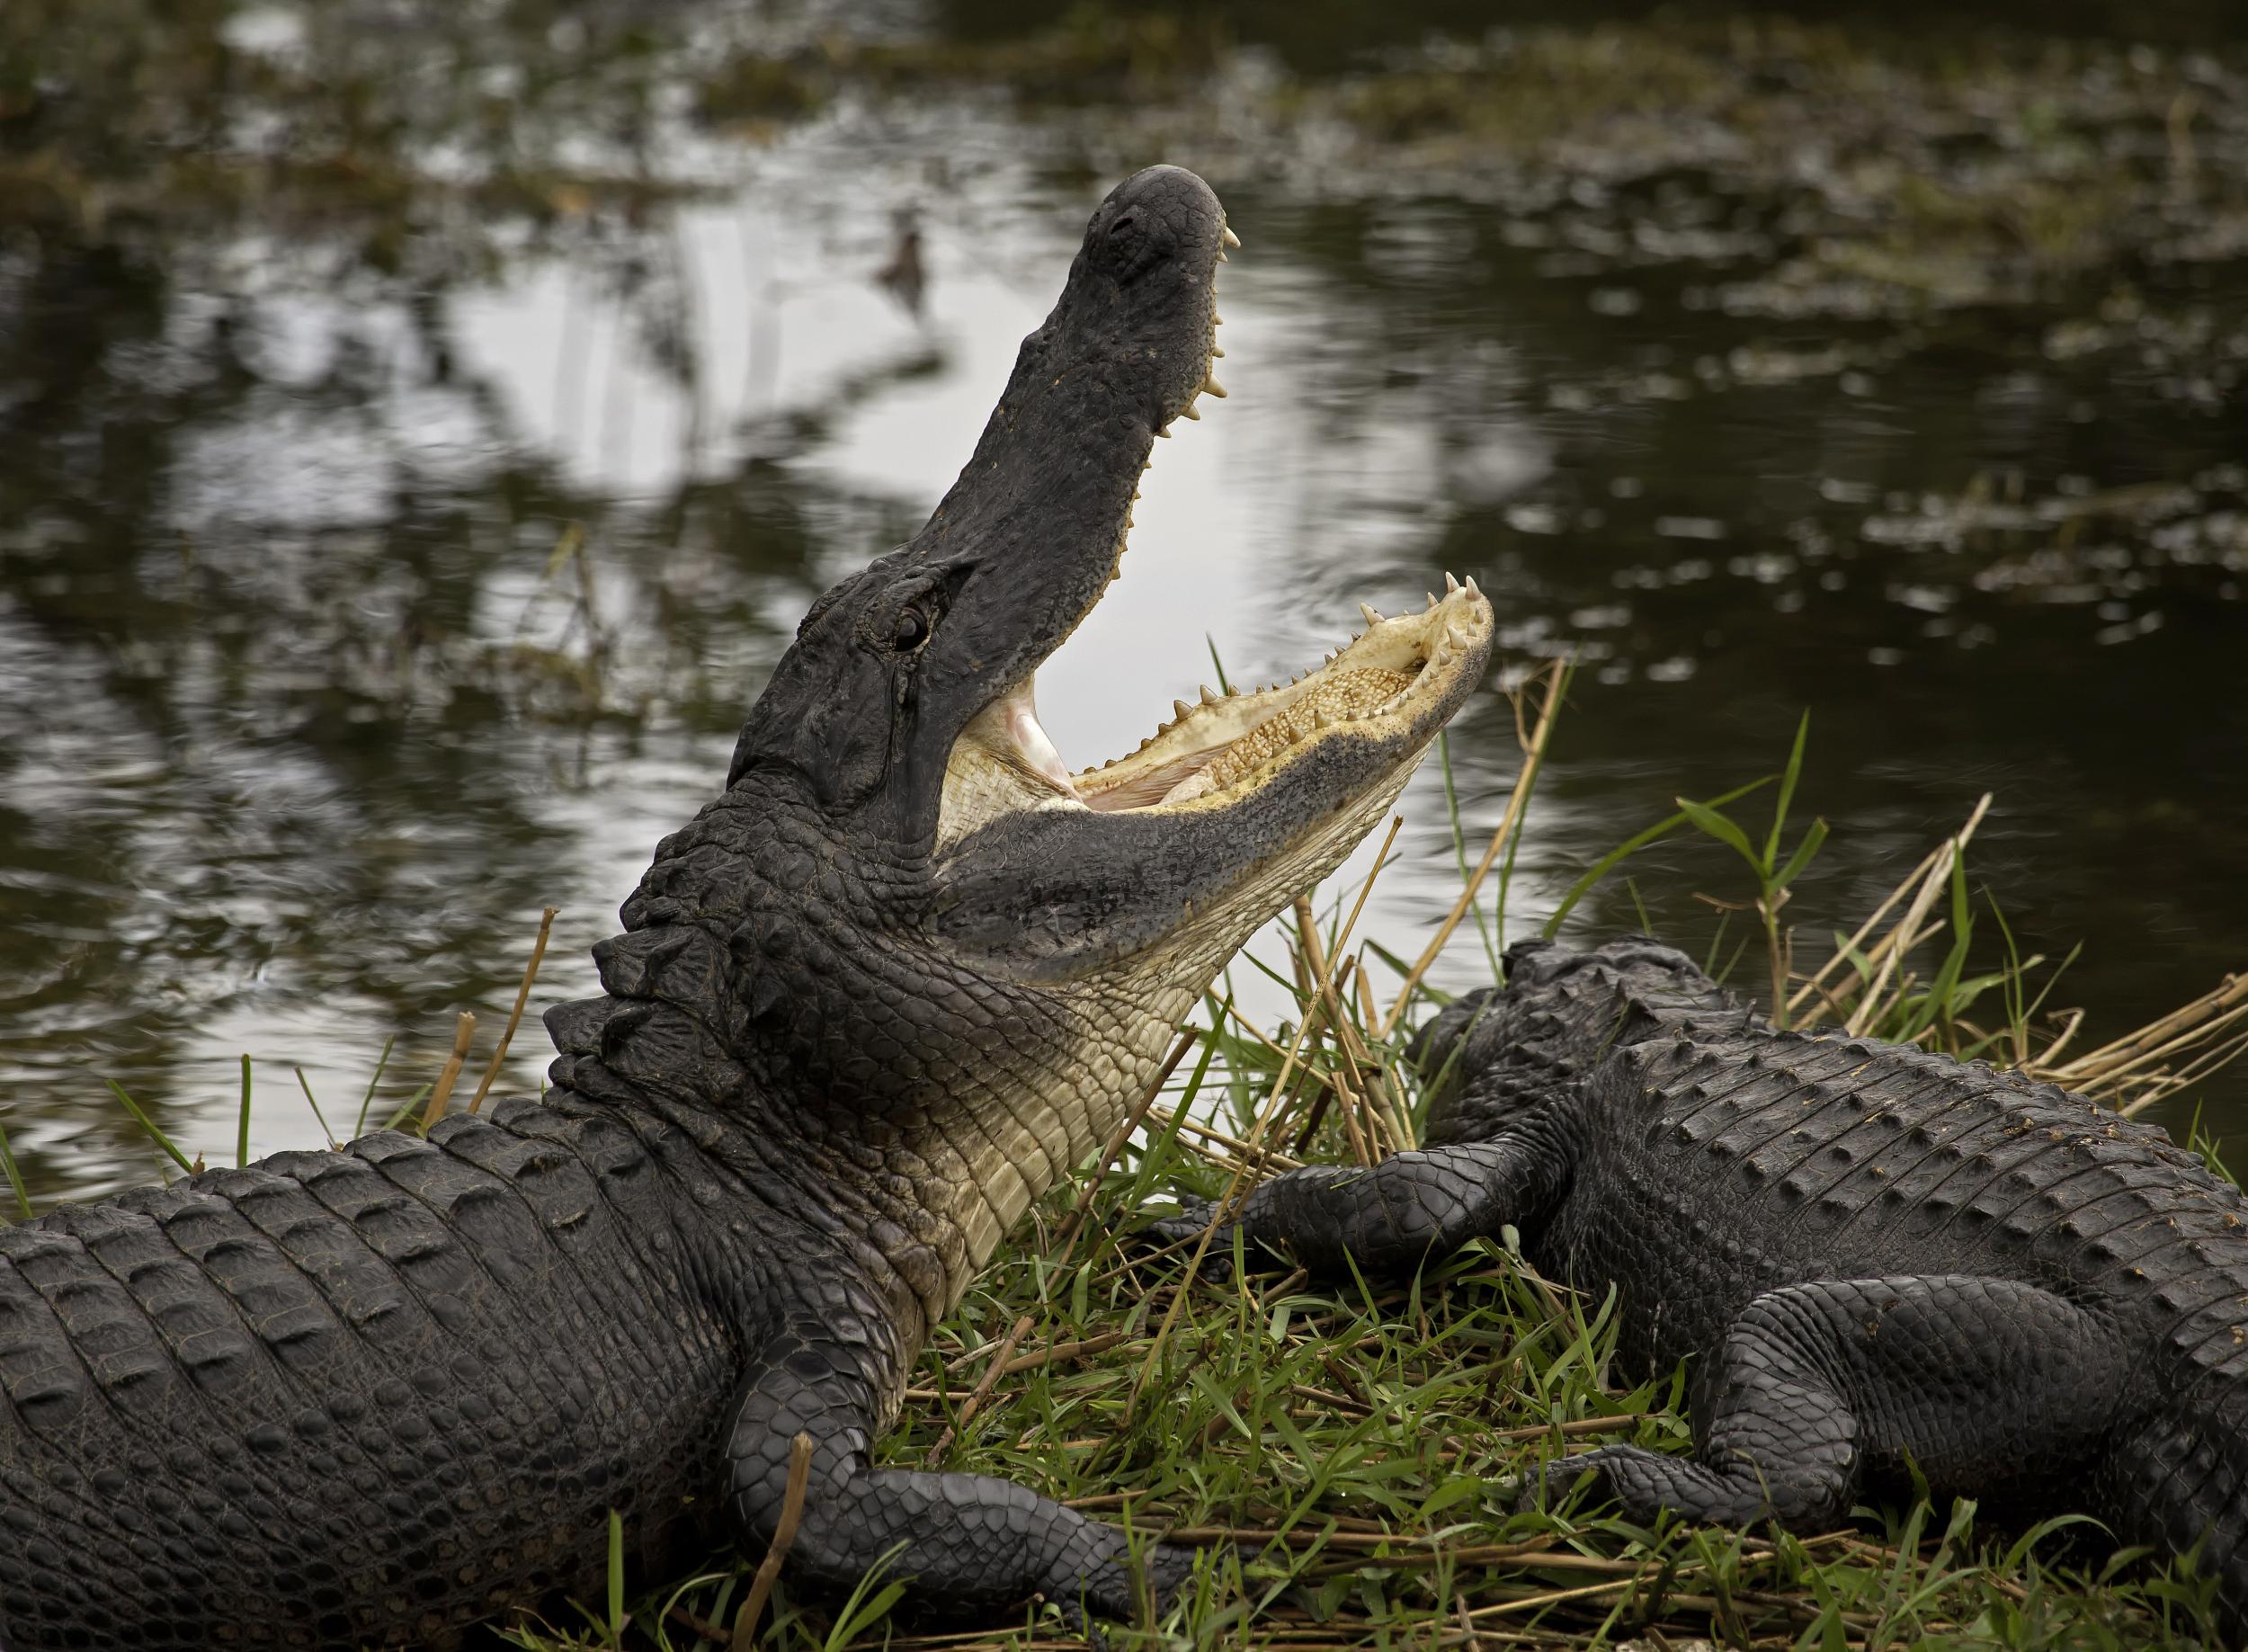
[{"x1": 1229, "y1": 936, "x2": 2248, "y2": 1634}]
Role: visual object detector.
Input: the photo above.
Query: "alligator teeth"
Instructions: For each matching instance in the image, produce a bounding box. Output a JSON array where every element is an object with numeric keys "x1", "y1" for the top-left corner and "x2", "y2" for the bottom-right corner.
[
  {"x1": 1211, "y1": 344, "x2": 1225, "y2": 358},
  {"x1": 1222, "y1": 226, "x2": 1242, "y2": 248},
  {"x1": 1203, "y1": 377, "x2": 1227, "y2": 398},
  {"x1": 1360, "y1": 603, "x2": 1384, "y2": 626},
  {"x1": 1464, "y1": 575, "x2": 1482, "y2": 598},
  {"x1": 1180, "y1": 400, "x2": 1200, "y2": 420},
  {"x1": 1425, "y1": 592, "x2": 1438, "y2": 611},
  {"x1": 1173, "y1": 699, "x2": 1194, "y2": 719},
  {"x1": 1200, "y1": 683, "x2": 1220, "y2": 704},
  {"x1": 1156, "y1": 426, "x2": 1172, "y2": 438},
  {"x1": 1444, "y1": 571, "x2": 1461, "y2": 594}
]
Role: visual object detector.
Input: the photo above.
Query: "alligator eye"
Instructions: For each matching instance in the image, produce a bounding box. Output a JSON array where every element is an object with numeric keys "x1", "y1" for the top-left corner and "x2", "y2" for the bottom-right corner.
[{"x1": 892, "y1": 608, "x2": 931, "y2": 651}]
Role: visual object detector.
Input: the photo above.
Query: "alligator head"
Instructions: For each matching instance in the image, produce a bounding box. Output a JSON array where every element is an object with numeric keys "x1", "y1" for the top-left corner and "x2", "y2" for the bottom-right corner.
[{"x1": 549, "y1": 165, "x2": 1494, "y2": 1326}]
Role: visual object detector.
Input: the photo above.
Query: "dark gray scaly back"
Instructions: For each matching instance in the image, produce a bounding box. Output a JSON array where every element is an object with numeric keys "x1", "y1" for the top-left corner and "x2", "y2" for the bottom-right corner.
[{"x1": 1226, "y1": 935, "x2": 2248, "y2": 1634}]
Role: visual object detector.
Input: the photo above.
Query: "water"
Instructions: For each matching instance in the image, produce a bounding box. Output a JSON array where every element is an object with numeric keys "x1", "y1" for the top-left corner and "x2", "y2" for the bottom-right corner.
[{"x1": 2, "y1": 2, "x2": 2244, "y2": 1203}]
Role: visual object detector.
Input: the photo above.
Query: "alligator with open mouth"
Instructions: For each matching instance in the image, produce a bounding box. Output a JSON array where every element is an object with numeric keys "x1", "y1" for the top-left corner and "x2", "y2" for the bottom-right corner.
[
  {"x1": 0, "y1": 166, "x2": 1494, "y2": 1648},
  {"x1": 1198, "y1": 935, "x2": 2248, "y2": 1636}
]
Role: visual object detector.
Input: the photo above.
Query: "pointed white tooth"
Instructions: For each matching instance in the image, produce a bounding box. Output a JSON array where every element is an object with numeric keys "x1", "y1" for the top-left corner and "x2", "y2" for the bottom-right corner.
[
  {"x1": 1464, "y1": 575, "x2": 1483, "y2": 599},
  {"x1": 1181, "y1": 400, "x2": 1200, "y2": 420},
  {"x1": 995, "y1": 686, "x2": 1077, "y2": 796},
  {"x1": 1222, "y1": 226, "x2": 1242, "y2": 248},
  {"x1": 1211, "y1": 344, "x2": 1225, "y2": 358},
  {"x1": 1203, "y1": 377, "x2": 1227, "y2": 398},
  {"x1": 1425, "y1": 592, "x2": 1438, "y2": 611},
  {"x1": 1217, "y1": 249, "x2": 1228, "y2": 263},
  {"x1": 1200, "y1": 683, "x2": 1219, "y2": 704},
  {"x1": 1173, "y1": 699, "x2": 1194, "y2": 719},
  {"x1": 1444, "y1": 571, "x2": 1461, "y2": 594},
  {"x1": 1156, "y1": 426, "x2": 1172, "y2": 438},
  {"x1": 1213, "y1": 312, "x2": 1224, "y2": 326},
  {"x1": 1360, "y1": 603, "x2": 1383, "y2": 626},
  {"x1": 1448, "y1": 622, "x2": 1467, "y2": 648}
]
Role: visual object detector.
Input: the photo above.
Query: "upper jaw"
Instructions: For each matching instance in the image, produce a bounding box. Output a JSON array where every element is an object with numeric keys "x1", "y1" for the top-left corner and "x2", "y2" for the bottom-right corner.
[{"x1": 935, "y1": 579, "x2": 1495, "y2": 850}]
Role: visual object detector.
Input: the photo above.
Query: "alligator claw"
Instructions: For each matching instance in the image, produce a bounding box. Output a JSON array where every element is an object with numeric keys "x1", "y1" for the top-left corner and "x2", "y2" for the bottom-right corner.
[
  {"x1": 1518, "y1": 1449, "x2": 1613, "y2": 1514},
  {"x1": 1050, "y1": 1536, "x2": 1214, "y2": 1641},
  {"x1": 1134, "y1": 1195, "x2": 1240, "y2": 1283}
]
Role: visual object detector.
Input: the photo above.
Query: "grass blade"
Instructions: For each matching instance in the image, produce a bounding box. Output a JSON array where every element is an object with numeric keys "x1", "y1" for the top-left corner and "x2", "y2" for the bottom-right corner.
[
  {"x1": 1764, "y1": 709, "x2": 1812, "y2": 866},
  {"x1": 1676, "y1": 794, "x2": 1762, "y2": 874},
  {"x1": 382, "y1": 1081, "x2": 435, "y2": 1134},
  {"x1": 355, "y1": 1033, "x2": 397, "y2": 1139},
  {"x1": 1771, "y1": 815, "x2": 1831, "y2": 894},
  {"x1": 1542, "y1": 775, "x2": 1773, "y2": 938},
  {"x1": 295, "y1": 1068, "x2": 340, "y2": 1149},
  {"x1": 237, "y1": 1053, "x2": 254, "y2": 1169},
  {"x1": 105, "y1": 1080, "x2": 195, "y2": 1175},
  {"x1": 0, "y1": 1121, "x2": 31, "y2": 1219}
]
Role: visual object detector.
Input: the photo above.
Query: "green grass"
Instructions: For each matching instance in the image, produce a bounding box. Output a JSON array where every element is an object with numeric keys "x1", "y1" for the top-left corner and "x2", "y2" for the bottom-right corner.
[
  {"x1": 490, "y1": 680, "x2": 2244, "y2": 1650},
  {"x1": 39, "y1": 683, "x2": 2248, "y2": 1648}
]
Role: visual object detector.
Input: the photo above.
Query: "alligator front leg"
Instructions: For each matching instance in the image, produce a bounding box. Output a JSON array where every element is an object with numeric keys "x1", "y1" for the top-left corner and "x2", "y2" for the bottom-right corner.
[
  {"x1": 1533, "y1": 1276, "x2": 2130, "y2": 1528},
  {"x1": 1159, "y1": 1119, "x2": 1578, "y2": 1279},
  {"x1": 728, "y1": 1332, "x2": 1202, "y2": 1631}
]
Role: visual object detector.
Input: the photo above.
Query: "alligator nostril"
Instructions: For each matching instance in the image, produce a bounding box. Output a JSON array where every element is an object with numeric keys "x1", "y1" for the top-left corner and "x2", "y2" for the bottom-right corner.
[{"x1": 1110, "y1": 213, "x2": 1135, "y2": 235}]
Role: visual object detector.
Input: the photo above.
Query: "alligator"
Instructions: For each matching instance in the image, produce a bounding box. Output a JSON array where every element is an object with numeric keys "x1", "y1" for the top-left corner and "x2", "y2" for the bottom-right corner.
[
  {"x1": 1194, "y1": 934, "x2": 2248, "y2": 1634},
  {"x1": 0, "y1": 165, "x2": 1495, "y2": 1651}
]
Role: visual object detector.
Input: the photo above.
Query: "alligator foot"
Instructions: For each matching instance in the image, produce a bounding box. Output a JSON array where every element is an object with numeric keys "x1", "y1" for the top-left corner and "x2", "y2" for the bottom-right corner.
[
  {"x1": 734, "y1": 1329, "x2": 1243, "y2": 1639},
  {"x1": 1521, "y1": 1443, "x2": 1786, "y2": 1529},
  {"x1": 1048, "y1": 1535, "x2": 1215, "y2": 1642},
  {"x1": 1134, "y1": 1193, "x2": 1242, "y2": 1282},
  {"x1": 1521, "y1": 1275, "x2": 2133, "y2": 1536}
]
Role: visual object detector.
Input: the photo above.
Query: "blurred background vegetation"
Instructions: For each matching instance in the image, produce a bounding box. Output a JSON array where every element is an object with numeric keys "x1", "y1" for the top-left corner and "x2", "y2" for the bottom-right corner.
[{"x1": 1, "y1": 0, "x2": 2243, "y2": 1200}]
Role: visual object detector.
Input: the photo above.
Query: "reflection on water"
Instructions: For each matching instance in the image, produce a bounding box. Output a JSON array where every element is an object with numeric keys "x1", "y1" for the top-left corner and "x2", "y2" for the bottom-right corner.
[{"x1": 2, "y1": 0, "x2": 2244, "y2": 1202}]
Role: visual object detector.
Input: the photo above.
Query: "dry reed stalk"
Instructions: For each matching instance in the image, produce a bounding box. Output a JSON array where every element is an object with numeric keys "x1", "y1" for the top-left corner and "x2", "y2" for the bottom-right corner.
[
  {"x1": 1331, "y1": 978, "x2": 1415, "y2": 1153},
  {"x1": 1289, "y1": 898, "x2": 1376, "y2": 1165},
  {"x1": 1047, "y1": 1026, "x2": 1200, "y2": 1265},
  {"x1": 1296, "y1": 906, "x2": 1361, "y2": 1147},
  {"x1": 925, "y1": 1313, "x2": 1034, "y2": 1463},
  {"x1": 2031, "y1": 1005, "x2": 2089, "y2": 1072},
  {"x1": 1128, "y1": 817, "x2": 1403, "y2": 1421},
  {"x1": 2047, "y1": 970, "x2": 2248, "y2": 1086},
  {"x1": 470, "y1": 906, "x2": 558, "y2": 1113},
  {"x1": 1380, "y1": 663, "x2": 1567, "y2": 1040},
  {"x1": 732, "y1": 1431, "x2": 812, "y2": 1648},
  {"x1": 899, "y1": 1331, "x2": 1131, "y2": 1401},
  {"x1": 1843, "y1": 815, "x2": 1983, "y2": 1037},
  {"x1": 1789, "y1": 793, "x2": 1992, "y2": 1021},
  {"x1": 2070, "y1": 1003, "x2": 2248, "y2": 1100},
  {"x1": 421, "y1": 1012, "x2": 477, "y2": 1130},
  {"x1": 1144, "y1": 1107, "x2": 1305, "y2": 1173},
  {"x1": 1212, "y1": 1001, "x2": 1349, "y2": 1103}
]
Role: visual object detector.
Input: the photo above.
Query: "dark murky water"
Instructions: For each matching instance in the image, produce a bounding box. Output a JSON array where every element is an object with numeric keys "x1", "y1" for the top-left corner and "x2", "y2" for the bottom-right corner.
[{"x1": 2, "y1": 1, "x2": 2244, "y2": 1202}]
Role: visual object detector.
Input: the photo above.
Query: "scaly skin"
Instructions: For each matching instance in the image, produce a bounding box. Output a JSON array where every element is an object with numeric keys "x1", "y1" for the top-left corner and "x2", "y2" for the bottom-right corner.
[
  {"x1": 1211, "y1": 936, "x2": 2248, "y2": 1634},
  {"x1": 0, "y1": 165, "x2": 1494, "y2": 1651}
]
